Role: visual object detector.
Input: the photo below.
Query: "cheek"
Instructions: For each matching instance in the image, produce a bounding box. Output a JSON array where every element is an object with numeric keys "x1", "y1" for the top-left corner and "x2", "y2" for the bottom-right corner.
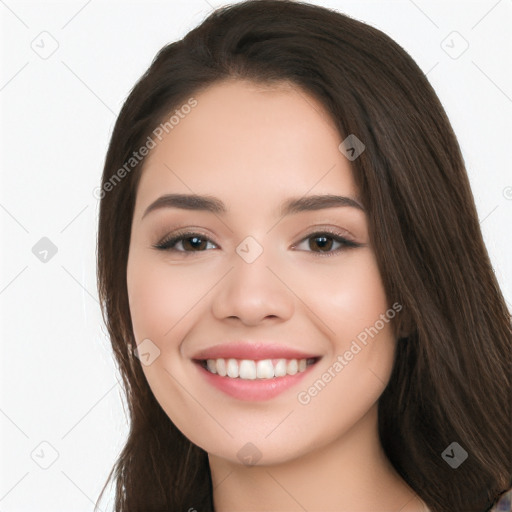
[
  {"x1": 334, "y1": 255, "x2": 390, "y2": 340},
  {"x1": 289, "y1": 249, "x2": 391, "y2": 342},
  {"x1": 126, "y1": 260, "x2": 176, "y2": 342},
  {"x1": 292, "y1": 249, "x2": 397, "y2": 403},
  {"x1": 126, "y1": 250, "x2": 212, "y2": 343}
]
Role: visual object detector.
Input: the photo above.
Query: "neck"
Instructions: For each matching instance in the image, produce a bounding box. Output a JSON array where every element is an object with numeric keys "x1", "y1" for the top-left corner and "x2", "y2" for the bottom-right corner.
[{"x1": 208, "y1": 404, "x2": 427, "y2": 512}]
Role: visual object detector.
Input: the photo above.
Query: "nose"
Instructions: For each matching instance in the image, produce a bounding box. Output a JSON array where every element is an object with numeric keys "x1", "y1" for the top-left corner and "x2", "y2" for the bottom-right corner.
[{"x1": 211, "y1": 246, "x2": 294, "y2": 326}]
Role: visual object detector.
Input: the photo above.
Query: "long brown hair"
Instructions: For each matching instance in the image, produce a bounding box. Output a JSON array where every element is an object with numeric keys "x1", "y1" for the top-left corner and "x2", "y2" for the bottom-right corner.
[{"x1": 95, "y1": 1, "x2": 512, "y2": 510}]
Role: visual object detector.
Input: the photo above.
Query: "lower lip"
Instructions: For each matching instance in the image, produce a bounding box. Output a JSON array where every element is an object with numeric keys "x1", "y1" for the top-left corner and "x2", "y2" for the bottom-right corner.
[{"x1": 194, "y1": 360, "x2": 318, "y2": 401}]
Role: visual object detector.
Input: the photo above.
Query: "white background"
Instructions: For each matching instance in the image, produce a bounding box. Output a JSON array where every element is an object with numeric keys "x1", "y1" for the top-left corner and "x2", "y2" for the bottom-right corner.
[{"x1": 0, "y1": 1, "x2": 511, "y2": 510}]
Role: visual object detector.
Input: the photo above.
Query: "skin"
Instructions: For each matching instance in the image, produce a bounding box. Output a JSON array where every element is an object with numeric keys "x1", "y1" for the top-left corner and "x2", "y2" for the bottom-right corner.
[{"x1": 126, "y1": 79, "x2": 429, "y2": 511}]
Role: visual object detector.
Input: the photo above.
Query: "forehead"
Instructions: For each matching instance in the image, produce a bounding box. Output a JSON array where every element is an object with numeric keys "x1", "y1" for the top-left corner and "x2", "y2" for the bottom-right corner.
[{"x1": 135, "y1": 79, "x2": 359, "y2": 213}]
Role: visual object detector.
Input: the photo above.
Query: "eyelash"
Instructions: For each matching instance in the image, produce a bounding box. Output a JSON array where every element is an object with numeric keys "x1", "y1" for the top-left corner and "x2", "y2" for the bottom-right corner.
[{"x1": 153, "y1": 228, "x2": 362, "y2": 257}]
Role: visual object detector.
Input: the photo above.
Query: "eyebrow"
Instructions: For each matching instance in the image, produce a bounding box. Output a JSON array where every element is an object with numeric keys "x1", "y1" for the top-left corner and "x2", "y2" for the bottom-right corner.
[{"x1": 141, "y1": 193, "x2": 365, "y2": 220}]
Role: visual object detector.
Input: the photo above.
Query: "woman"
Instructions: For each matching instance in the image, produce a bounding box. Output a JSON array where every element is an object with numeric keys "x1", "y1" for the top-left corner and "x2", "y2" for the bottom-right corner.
[{"x1": 95, "y1": 1, "x2": 512, "y2": 510}]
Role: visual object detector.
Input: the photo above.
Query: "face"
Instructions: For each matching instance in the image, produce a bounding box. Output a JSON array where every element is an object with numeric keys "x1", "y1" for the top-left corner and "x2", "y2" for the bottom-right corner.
[{"x1": 126, "y1": 79, "x2": 399, "y2": 465}]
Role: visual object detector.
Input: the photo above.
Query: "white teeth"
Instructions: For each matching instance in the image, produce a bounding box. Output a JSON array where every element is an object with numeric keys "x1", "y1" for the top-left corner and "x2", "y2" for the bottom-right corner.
[
  {"x1": 216, "y1": 358, "x2": 227, "y2": 377},
  {"x1": 287, "y1": 359, "x2": 298, "y2": 375},
  {"x1": 203, "y1": 357, "x2": 314, "y2": 380},
  {"x1": 206, "y1": 359, "x2": 217, "y2": 374},
  {"x1": 274, "y1": 359, "x2": 287, "y2": 377},
  {"x1": 226, "y1": 358, "x2": 239, "y2": 378},
  {"x1": 256, "y1": 359, "x2": 274, "y2": 379},
  {"x1": 239, "y1": 360, "x2": 256, "y2": 380}
]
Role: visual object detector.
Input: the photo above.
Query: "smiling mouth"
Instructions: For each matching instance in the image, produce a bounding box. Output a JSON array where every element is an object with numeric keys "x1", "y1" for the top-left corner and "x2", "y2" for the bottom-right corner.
[{"x1": 195, "y1": 357, "x2": 320, "y2": 380}]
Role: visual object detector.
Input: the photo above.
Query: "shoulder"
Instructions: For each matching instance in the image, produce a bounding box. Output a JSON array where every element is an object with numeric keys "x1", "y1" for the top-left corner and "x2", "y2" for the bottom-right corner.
[{"x1": 489, "y1": 488, "x2": 512, "y2": 512}]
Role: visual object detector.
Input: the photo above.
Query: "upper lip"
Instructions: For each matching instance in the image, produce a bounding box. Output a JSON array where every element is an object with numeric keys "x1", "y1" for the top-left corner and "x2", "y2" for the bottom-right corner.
[{"x1": 191, "y1": 341, "x2": 321, "y2": 361}]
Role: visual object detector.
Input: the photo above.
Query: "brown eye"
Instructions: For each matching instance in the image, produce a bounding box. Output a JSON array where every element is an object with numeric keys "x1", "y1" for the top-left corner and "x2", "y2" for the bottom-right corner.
[
  {"x1": 181, "y1": 236, "x2": 208, "y2": 251},
  {"x1": 154, "y1": 232, "x2": 217, "y2": 252},
  {"x1": 309, "y1": 235, "x2": 334, "y2": 252},
  {"x1": 294, "y1": 231, "x2": 362, "y2": 256}
]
